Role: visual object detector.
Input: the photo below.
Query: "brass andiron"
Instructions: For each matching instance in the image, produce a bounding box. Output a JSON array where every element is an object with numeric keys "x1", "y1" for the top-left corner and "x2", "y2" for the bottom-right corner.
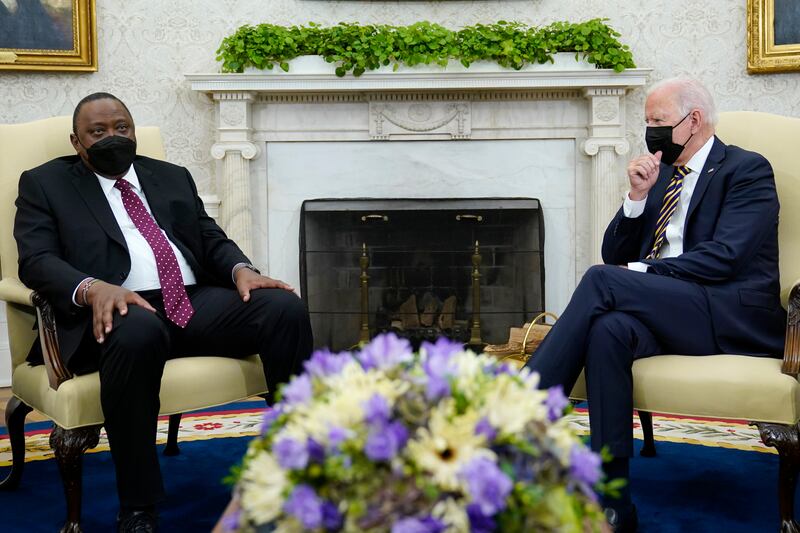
[
  {"x1": 468, "y1": 240, "x2": 483, "y2": 347},
  {"x1": 359, "y1": 243, "x2": 370, "y2": 344}
]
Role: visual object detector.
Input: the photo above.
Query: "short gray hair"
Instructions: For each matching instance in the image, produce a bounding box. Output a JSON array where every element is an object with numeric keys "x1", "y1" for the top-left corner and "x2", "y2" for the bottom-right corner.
[{"x1": 647, "y1": 77, "x2": 718, "y2": 126}]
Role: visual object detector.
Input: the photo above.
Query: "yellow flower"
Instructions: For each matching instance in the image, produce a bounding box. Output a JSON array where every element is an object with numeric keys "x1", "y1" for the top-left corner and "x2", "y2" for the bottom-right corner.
[
  {"x1": 239, "y1": 450, "x2": 287, "y2": 526},
  {"x1": 406, "y1": 400, "x2": 493, "y2": 490},
  {"x1": 284, "y1": 362, "x2": 409, "y2": 444},
  {"x1": 433, "y1": 497, "x2": 470, "y2": 533},
  {"x1": 482, "y1": 373, "x2": 547, "y2": 436}
]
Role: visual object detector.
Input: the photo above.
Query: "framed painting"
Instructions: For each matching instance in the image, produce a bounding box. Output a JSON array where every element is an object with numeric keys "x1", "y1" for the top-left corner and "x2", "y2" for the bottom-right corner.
[
  {"x1": 0, "y1": 0, "x2": 97, "y2": 71},
  {"x1": 748, "y1": 0, "x2": 800, "y2": 73}
]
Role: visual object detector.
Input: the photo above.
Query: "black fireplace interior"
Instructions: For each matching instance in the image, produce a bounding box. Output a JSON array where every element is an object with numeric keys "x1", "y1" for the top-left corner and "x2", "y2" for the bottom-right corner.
[{"x1": 300, "y1": 198, "x2": 545, "y2": 351}]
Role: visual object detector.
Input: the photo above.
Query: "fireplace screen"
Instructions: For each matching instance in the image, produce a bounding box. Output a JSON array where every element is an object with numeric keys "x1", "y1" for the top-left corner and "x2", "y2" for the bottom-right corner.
[{"x1": 300, "y1": 198, "x2": 544, "y2": 351}]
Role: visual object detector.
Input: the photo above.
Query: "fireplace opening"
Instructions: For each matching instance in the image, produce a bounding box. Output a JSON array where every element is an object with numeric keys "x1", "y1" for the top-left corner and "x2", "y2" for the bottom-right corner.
[{"x1": 300, "y1": 198, "x2": 544, "y2": 351}]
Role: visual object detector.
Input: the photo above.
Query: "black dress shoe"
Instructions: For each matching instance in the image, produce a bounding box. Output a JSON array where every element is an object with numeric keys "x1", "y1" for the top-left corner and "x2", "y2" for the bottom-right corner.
[
  {"x1": 604, "y1": 503, "x2": 638, "y2": 532},
  {"x1": 117, "y1": 509, "x2": 158, "y2": 533}
]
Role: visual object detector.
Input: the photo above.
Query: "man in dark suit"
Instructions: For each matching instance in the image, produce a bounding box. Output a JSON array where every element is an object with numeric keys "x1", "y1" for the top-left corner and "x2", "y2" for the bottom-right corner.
[
  {"x1": 525, "y1": 77, "x2": 785, "y2": 531},
  {"x1": 14, "y1": 93, "x2": 313, "y2": 532}
]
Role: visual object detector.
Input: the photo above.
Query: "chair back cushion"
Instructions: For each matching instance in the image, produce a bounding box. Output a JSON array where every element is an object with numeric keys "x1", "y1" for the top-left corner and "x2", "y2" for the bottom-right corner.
[
  {"x1": 716, "y1": 112, "x2": 800, "y2": 307},
  {"x1": 0, "y1": 117, "x2": 165, "y2": 368}
]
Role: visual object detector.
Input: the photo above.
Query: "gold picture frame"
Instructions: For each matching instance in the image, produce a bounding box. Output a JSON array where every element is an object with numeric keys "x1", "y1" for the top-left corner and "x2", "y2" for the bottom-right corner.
[
  {"x1": 0, "y1": 0, "x2": 97, "y2": 72},
  {"x1": 748, "y1": 0, "x2": 800, "y2": 73}
]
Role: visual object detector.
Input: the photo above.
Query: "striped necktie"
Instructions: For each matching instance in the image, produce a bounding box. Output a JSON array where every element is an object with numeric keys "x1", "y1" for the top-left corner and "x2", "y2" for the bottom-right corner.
[
  {"x1": 646, "y1": 165, "x2": 690, "y2": 260},
  {"x1": 114, "y1": 178, "x2": 195, "y2": 327}
]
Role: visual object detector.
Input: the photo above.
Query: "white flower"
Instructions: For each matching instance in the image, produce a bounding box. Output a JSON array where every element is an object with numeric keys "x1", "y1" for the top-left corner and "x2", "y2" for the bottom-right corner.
[
  {"x1": 406, "y1": 400, "x2": 493, "y2": 490},
  {"x1": 290, "y1": 363, "x2": 408, "y2": 443},
  {"x1": 239, "y1": 450, "x2": 287, "y2": 526},
  {"x1": 547, "y1": 419, "x2": 579, "y2": 464},
  {"x1": 482, "y1": 373, "x2": 547, "y2": 435},
  {"x1": 433, "y1": 497, "x2": 470, "y2": 533}
]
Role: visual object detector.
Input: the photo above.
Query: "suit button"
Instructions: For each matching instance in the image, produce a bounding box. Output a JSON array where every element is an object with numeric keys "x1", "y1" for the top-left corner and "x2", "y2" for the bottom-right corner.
[{"x1": 119, "y1": 272, "x2": 127, "y2": 280}]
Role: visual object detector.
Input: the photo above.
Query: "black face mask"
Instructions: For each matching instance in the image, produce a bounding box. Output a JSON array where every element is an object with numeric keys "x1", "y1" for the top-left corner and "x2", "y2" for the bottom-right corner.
[
  {"x1": 84, "y1": 135, "x2": 137, "y2": 176},
  {"x1": 645, "y1": 112, "x2": 694, "y2": 166}
]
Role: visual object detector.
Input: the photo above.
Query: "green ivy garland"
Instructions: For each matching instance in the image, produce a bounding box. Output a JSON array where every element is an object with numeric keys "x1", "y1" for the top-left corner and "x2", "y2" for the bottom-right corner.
[{"x1": 216, "y1": 19, "x2": 636, "y2": 76}]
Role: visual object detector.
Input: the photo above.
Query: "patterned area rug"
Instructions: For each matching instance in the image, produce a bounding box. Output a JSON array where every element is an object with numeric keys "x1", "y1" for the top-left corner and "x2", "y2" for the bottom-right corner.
[{"x1": 0, "y1": 403, "x2": 772, "y2": 466}]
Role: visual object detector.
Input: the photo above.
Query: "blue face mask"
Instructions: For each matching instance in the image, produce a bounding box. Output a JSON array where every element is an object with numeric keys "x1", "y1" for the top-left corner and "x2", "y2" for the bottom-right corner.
[{"x1": 645, "y1": 112, "x2": 694, "y2": 166}]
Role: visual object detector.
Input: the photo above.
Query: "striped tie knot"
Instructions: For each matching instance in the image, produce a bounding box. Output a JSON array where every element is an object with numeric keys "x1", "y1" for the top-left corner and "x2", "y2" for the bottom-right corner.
[{"x1": 646, "y1": 165, "x2": 690, "y2": 260}]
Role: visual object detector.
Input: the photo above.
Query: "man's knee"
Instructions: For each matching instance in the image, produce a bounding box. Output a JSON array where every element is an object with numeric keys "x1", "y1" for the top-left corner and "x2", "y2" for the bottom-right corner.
[
  {"x1": 106, "y1": 305, "x2": 170, "y2": 356},
  {"x1": 586, "y1": 312, "x2": 638, "y2": 362},
  {"x1": 251, "y1": 289, "x2": 310, "y2": 325}
]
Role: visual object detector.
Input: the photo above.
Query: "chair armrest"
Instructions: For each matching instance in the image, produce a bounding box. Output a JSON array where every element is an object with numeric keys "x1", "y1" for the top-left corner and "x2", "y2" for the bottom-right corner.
[
  {"x1": 29, "y1": 290, "x2": 73, "y2": 390},
  {"x1": 0, "y1": 278, "x2": 34, "y2": 306},
  {"x1": 783, "y1": 277, "x2": 800, "y2": 377},
  {"x1": 0, "y1": 277, "x2": 71, "y2": 389}
]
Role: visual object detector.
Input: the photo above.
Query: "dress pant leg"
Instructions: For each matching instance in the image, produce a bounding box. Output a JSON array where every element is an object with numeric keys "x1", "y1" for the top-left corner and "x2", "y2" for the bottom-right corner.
[
  {"x1": 175, "y1": 286, "x2": 314, "y2": 396},
  {"x1": 524, "y1": 264, "x2": 718, "y2": 456},
  {"x1": 584, "y1": 312, "x2": 659, "y2": 456},
  {"x1": 97, "y1": 305, "x2": 171, "y2": 508}
]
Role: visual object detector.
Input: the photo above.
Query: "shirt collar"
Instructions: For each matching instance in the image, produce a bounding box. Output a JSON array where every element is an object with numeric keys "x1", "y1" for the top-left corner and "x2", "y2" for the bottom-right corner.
[
  {"x1": 683, "y1": 135, "x2": 715, "y2": 175},
  {"x1": 95, "y1": 164, "x2": 140, "y2": 196}
]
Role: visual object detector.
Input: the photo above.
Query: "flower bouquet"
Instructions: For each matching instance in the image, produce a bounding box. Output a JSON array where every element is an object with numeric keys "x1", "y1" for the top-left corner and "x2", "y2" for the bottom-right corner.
[{"x1": 224, "y1": 333, "x2": 607, "y2": 532}]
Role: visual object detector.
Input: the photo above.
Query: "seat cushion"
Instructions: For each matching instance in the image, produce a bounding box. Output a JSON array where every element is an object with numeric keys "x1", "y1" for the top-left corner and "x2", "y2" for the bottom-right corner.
[
  {"x1": 567, "y1": 354, "x2": 800, "y2": 425},
  {"x1": 11, "y1": 355, "x2": 268, "y2": 430}
]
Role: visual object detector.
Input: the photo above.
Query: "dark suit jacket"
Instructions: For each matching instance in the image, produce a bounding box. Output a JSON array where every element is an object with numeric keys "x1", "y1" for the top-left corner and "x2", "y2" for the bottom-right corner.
[
  {"x1": 602, "y1": 137, "x2": 786, "y2": 356},
  {"x1": 14, "y1": 155, "x2": 250, "y2": 366}
]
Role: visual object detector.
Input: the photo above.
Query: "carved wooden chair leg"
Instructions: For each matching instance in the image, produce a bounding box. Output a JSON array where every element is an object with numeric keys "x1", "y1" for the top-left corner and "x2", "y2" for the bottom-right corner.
[
  {"x1": 0, "y1": 396, "x2": 33, "y2": 490},
  {"x1": 163, "y1": 413, "x2": 182, "y2": 456},
  {"x1": 638, "y1": 410, "x2": 657, "y2": 457},
  {"x1": 261, "y1": 391, "x2": 274, "y2": 407},
  {"x1": 50, "y1": 425, "x2": 101, "y2": 533},
  {"x1": 754, "y1": 422, "x2": 800, "y2": 533}
]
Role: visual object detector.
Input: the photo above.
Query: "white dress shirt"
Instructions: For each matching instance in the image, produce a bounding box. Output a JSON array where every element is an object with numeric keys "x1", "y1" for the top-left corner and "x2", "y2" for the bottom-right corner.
[
  {"x1": 71, "y1": 165, "x2": 197, "y2": 304},
  {"x1": 623, "y1": 136, "x2": 716, "y2": 272}
]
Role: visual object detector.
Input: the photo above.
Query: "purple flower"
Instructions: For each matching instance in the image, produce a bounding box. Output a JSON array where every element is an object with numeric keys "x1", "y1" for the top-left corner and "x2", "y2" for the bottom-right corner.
[
  {"x1": 274, "y1": 437, "x2": 309, "y2": 470},
  {"x1": 321, "y1": 501, "x2": 343, "y2": 531},
  {"x1": 259, "y1": 407, "x2": 281, "y2": 435},
  {"x1": 307, "y1": 438, "x2": 325, "y2": 463},
  {"x1": 358, "y1": 333, "x2": 413, "y2": 370},
  {"x1": 466, "y1": 503, "x2": 496, "y2": 533},
  {"x1": 304, "y1": 348, "x2": 350, "y2": 377},
  {"x1": 421, "y1": 337, "x2": 461, "y2": 399},
  {"x1": 391, "y1": 516, "x2": 446, "y2": 533},
  {"x1": 365, "y1": 421, "x2": 409, "y2": 461},
  {"x1": 460, "y1": 457, "x2": 513, "y2": 515},
  {"x1": 475, "y1": 417, "x2": 497, "y2": 442},
  {"x1": 490, "y1": 362, "x2": 515, "y2": 376},
  {"x1": 363, "y1": 393, "x2": 391, "y2": 426},
  {"x1": 328, "y1": 425, "x2": 350, "y2": 449},
  {"x1": 545, "y1": 385, "x2": 569, "y2": 422},
  {"x1": 284, "y1": 484, "x2": 323, "y2": 529},
  {"x1": 282, "y1": 374, "x2": 312, "y2": 405},
  {"x1": 569, "y1": 445, "x2": 602, "y2": 486}
]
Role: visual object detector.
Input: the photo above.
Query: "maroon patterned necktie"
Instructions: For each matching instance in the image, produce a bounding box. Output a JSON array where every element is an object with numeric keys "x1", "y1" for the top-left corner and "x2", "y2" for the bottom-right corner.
[{"x1": 114, "y1": 178, "x2": 195, "y2": 327}]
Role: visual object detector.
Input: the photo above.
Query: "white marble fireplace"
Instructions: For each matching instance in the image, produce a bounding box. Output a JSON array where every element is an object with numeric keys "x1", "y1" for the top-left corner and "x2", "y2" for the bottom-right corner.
[{"x1": 188, "y1": 60, "x2": 649, "y2": 315}]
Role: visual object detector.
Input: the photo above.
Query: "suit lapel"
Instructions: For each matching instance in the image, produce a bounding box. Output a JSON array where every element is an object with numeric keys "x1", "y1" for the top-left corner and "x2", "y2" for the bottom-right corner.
[
  {"x1": 70, "y1": 161, "x2": 127, "y2": 250},
  {"x1": 686, "y1": 136, "x2": 726, "y2": 221}
]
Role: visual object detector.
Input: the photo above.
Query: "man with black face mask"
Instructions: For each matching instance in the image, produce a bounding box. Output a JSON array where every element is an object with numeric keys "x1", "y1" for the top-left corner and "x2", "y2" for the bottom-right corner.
[
  {"x1": 13, "y1": 92, "x2": 314, "y2": 532},
  {"x1": 523, "y1": 77, "x2": 785, "y2": 532}
]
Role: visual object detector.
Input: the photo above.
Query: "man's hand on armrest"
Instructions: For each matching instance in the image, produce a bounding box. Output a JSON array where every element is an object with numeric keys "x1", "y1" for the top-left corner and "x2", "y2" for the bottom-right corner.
[{"x1": 84, "y1": 281, "x2": 156, "y2": 344}]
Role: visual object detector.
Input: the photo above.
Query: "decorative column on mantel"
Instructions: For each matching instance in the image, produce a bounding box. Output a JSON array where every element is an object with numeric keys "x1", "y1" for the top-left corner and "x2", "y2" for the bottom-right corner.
[
  {"x1": 582, "y1": 87, "x2": 630, "y2": 265},
  {"x1": 209, "y1": 92, "x2": 259, "y2": 259}
]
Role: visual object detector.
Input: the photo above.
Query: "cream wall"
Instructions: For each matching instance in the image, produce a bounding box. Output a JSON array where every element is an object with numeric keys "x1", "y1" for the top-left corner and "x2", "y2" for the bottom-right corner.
[{"x1": 0, "y1": 0, "x2": 799, "y2": 385}]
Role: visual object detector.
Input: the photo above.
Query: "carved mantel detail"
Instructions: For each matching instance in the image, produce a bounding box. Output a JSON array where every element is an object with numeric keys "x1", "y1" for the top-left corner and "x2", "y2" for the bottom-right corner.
[{"x1": 370, "y1": 101, "x2": 471, "y2": 139}]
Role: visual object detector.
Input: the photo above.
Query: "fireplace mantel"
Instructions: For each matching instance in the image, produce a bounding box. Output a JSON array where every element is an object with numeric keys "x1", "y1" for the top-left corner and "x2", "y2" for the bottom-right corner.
[{"x1": 187, "y1": 64, "x2": 650, "y2": 312}]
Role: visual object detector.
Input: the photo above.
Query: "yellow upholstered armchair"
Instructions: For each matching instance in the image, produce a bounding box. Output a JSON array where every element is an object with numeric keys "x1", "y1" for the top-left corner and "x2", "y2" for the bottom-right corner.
[
  {"x1": 0, "y1": 117, "x2": 268, "y2": 533},
  {"x1": 567, "y1": 111, "x2": 800, "y2": 532}
]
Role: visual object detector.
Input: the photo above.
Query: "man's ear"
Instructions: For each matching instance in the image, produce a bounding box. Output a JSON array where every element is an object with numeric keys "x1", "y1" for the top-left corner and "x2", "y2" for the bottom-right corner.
[{"x1": 69, "y1": 132, "x2": 80, "y2": 152}]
